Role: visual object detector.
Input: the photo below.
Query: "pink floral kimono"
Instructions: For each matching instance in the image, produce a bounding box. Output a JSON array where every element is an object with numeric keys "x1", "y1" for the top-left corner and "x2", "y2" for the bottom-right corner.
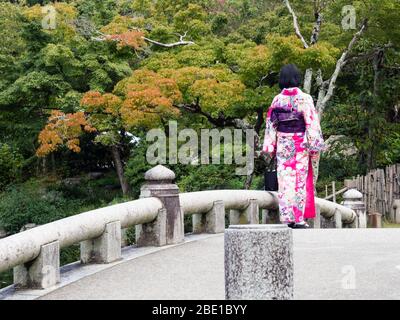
[{"x1": 263, "y1": 87, "x2": 327, "y2": 224}]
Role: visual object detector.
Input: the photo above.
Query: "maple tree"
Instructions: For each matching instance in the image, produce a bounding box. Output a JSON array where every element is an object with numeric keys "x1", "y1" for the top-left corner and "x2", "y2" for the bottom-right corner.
[
  {"x1": 36, "y1": 69, "x2": 182, "y2": 195},
  {"x1": 103, "y1": 30, "x2": 147, "y2": 50},
  {"x1": 36, "y1": 110, "x2": 96, "y2": 157}
]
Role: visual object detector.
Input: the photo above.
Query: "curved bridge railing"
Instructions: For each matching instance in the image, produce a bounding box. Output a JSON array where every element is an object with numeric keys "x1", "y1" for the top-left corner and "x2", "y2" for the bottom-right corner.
[
  {"x1": 180, "y1": 190, "x2": 356, "y2": 223},
  {"x1": 0, "y1": 165, "x2": 361, "y2": 293},
  {"x1": 0, "y1": 197, "x2": 162, "y2": 274}
]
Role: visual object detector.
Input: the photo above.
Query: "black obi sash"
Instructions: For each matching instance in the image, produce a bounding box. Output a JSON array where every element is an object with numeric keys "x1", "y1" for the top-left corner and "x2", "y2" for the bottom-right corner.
[{"x1": 271, "y1": 107, "x2": 306, "y2": 133}]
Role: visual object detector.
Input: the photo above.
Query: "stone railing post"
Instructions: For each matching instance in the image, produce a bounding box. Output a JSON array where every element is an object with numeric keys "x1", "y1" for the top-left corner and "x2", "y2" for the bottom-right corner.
[
  {"x1": 314, "y1": 204, "x2": 321, "y2": 228},
  {"x1": 320, "y1": 206, "x2": 345, "y2": 228},
  {"x1": 192, "y1": 200, "x2": 225, "y2": 234},
  {"x1": 342, "y1": 189, "x2": 365, "y2": 228},
  {"x1": 307, "y1": 204, "x2": 321, "y2": 228},
  {"x1": 261, "y1": 209, "x2": 280, "y2": 224},
  {"x1": 225, "y1": 225, "x2": 294, "y2": 300},
  {"x1": 320, "y1": 214, "x2": 337, "y2": 228},
  {"x1": 334, "y1": 209, "x2": 342, "y2": 229},
  {"x1": 261, "y1": 209, "x2": 268, "y2": 224},
  {"x1": 137, "y1": 165, "x2": 184, "y2": 246},
  {"x1": 81, "y1": 221, "x2": 122, "y2": 264},
  {"x1": 228, "y1": 199, "x2": 259, "y2": 225},
  {"x1": 14, "y1": 240, "x2": 60, "y2": 289}
]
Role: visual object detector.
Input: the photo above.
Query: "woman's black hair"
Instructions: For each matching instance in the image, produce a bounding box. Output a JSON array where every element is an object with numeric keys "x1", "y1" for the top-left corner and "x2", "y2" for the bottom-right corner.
[{"x1": 279, "y1": 64, "x2": 302, "y2": 89}]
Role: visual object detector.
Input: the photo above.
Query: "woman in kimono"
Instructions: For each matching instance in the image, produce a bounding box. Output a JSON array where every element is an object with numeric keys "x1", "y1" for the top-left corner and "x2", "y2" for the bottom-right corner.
[{"x1": 263, "y1": 64, "x2": 327, "y2": 228}]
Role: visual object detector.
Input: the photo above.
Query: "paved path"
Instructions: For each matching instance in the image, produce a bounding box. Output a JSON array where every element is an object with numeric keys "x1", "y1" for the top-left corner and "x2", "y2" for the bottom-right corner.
[{"x1": 18, "y1": 229, "x2": 400, "y2": 299}]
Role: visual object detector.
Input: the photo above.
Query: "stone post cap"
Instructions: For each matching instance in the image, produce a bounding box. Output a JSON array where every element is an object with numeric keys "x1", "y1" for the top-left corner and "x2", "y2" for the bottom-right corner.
[
  {"x1": 144, "y1": 165, "x2": 176, "y2": 181},
  {"x1": 343, "y1": 188, "x2": 363, "y2": 200}
]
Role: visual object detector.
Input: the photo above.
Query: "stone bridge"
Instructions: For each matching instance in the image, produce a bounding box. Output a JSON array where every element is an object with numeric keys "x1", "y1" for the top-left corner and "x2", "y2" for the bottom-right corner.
[{"x1": 0, "y1": 165, "x2": 399, "y2": 300}]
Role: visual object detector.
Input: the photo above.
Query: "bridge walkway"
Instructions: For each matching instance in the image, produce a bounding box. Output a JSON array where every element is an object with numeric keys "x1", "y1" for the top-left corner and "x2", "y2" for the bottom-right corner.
[{"x1": 3, "y1": 229, "x2": 400, "y2": 300}]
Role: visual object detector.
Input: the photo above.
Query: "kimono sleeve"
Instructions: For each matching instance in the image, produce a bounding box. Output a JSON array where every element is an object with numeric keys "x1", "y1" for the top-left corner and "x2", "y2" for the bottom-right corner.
[
  {"x1": 303, "y1": 95, "x2": 327, "y2": 154},
  {"x1": 262, "y1": 102, "x2": 277, "y2": 155}
]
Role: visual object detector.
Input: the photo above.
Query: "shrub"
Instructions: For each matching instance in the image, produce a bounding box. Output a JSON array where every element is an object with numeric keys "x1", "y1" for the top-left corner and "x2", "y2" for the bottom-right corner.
[
  {"x1": 0, "y1": 182, "x2": 82, "y2": 234},
  {"x1": 0, "y1": 188, "x2": 60, "y2": 234}
]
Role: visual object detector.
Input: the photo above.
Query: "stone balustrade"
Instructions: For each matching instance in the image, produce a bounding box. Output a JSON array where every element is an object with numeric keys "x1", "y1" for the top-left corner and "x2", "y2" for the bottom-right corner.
[{"x1": 0, "y1": 165, "x2": 360, "y2": 291}]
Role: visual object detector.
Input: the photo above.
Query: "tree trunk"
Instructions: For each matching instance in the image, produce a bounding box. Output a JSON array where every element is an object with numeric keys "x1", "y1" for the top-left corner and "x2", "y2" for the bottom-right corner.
[
  {"x1": 111, "y1": 145, "x2": 131, "y2": 196},
  {"x1": 303, "y1": 68, "x2": 313, "y2": 93},
  {"x1": 51, "y1": 153, "x2": 56, "y2": 176},
  {"x1": 367, "y1": 48, "x2": 385, "y2": 170},
  {"x1": 42, "y1": 156, "x2": 48, "y2": 175}
]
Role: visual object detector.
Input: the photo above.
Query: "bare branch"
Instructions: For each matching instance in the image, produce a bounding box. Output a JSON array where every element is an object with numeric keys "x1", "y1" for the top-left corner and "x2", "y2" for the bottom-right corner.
[
  {"x1": 344, "y1": 42, "x2": 393, "y2": 64},
  {"x1": 315, "y1": 69, "x2": 328, "y2": 105},
  {"x1": 92, "y1": 30, "x2": 195, "y2": 48},
  {"x1": 174, "y1": 102, "x2": 272, "y2": 172},
  {"x1": 303, "y1": 68, "x2": 313, "y2": 93},
  {"x1": 258, "y1": 72, "x2": 278, "y2": 88},
  {"x1": 315, "y1": 69, "x2": 324, "y2": 87},
  {"x1": 173, "y1": 103, "x2": 235, "y2": 127},
  {"x1": 317, "y1": 19, "x2": 368, "y2": 115},
  {"x1": 143, "y1": 34, "x2": 194, "y2": 48},
  {"x1": 283, "y1": 0, "x2": 309, "y2": 49}
]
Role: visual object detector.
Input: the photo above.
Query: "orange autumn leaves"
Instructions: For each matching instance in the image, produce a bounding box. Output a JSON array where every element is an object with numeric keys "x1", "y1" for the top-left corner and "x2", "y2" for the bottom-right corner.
[
  {"x1": 117, "y1": 70, "x2": 182, "y2": 128},
  {"x1": 80, "y1": 92, "x2": 122, "y2": 116},
  {"x1": 36, "y1": 70, "x2": 181, "y2": 157},
  {"x1": 104, "y1": 30, "x2": 146, "y2": 50},
  {"x1": 80, "y1": 70, "x2": 181, "y2": 128},
  {"x1": 36, "y1": 110, "x2": 96, "y2": 157}
]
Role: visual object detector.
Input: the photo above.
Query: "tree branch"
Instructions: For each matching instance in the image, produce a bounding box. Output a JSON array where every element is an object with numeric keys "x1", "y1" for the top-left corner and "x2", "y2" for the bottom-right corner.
[
  {"x1": 345, "y1": 42, "x2": 393, "y2": 65},
  {"x1": 315, "y1": 69, "x2": 328, "y2": 104},
  {"x1": 303, "y1": 68, "x2": 313, "y2": 93},
  {"x1": 143, "y1": 31, "x2": 195, "y2": 48},
  {"x1": 283, "y1": 0, "x2": 309, "y2": 49},
  {"x1": 317, "y1": 19, "x2": 368, "y2": 115},
  {"x1": 173, "y1": 102, "x2": 235, "y2": 127},
  {"x1": 258, "y1": 71, "x2": 279, "y2": 88},
  {"x1": 92, "y1": 30, "x2": 195, "y2": 48},
  {"x1": 174, "y1": 103, "x2": 271, "y2": 173},
  {"x1": 310, "y1": 11, "x2": 322, "y2": 45}
]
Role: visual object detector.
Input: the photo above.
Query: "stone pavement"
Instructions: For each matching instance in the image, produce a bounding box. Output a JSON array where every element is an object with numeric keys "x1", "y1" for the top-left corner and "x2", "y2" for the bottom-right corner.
[{"x1": 7, "y1": 229, "x2": 400, "y2": 300}]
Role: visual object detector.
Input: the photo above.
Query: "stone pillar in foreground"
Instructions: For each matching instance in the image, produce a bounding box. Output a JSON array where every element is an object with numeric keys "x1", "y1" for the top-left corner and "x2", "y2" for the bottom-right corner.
[
  {"x1": 225, "y1": 225, "x2": 294, "y2": 300},
  {"x1": 137, "y1": 165, "x2": 184, "y2": 245}
]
